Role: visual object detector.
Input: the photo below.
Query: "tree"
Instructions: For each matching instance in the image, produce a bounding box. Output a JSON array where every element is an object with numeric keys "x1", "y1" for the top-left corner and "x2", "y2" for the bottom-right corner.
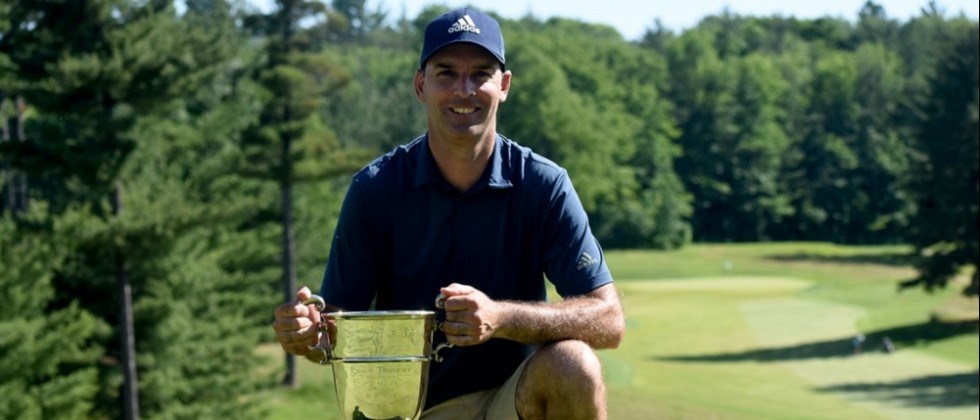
[
  {"x1": 666, "y1": 29, "x2": 741, "y2": 241},
  {"x1": 638, "y1": 19, "x2": 675, "y2": 54},
  {"x1": 0, "y1": 208, "x2": 109, "y2": 420},
  {"x1": 784, "y1": 50, "x2": 863, "y2": 243},
  {"x1": 242, "y1": 0, "x2": 369, "y2": 387},
  {"x1": 725, "y1": 53, "x2": 794, "y2": 240},
  {"x1": 331, "y1": 0, "x2": 387, "y2": 44},
  {"x1": 321, "y1": 45, "x2": 425, "y2": 153},
  {"x1": 0, "y1": 92, "x2": 29, "y2": 213},
  {"x1": 904, "y1": 22, "x2": 979, "y2": 296},
  {"x1": 848, "y1": 43, "x2": 912, "y2": 242},
  {"x1": 0, "y1": 2, "x2": 195, "y2": 416},
  {"x1": 1, "y1": 0, "x2": 270, "y2": 416},
  {"x1": 500, "y1": 18, "x2": 690, "y2": 248},
  {"x1": 602, "y1": 36, "x2": 690, "y2": 248},
  {"x1": 855, "y1": 1, "x2": 900, "y2": 46}
]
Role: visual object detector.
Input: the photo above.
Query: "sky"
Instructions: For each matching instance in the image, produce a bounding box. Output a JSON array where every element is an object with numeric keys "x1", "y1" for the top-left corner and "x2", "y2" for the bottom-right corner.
[{"x1": 255, "y1": 0, "x2": 979, "y2": 40}]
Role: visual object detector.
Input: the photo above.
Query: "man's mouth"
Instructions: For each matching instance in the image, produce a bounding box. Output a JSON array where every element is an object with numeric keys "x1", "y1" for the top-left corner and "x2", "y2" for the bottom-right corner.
[{"x1": 450, "y1": 107, "x2": 477, "y2": 114}]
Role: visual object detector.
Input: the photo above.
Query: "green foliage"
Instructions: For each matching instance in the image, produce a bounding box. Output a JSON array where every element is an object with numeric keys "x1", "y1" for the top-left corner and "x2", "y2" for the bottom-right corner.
[
  {"x1": 0, "y1": 207, "x2": 110, "y2": 420},
  {"x1": 322, "y1": 46, "x2": 425, "y2": 152},
  {"x1": 134, "y1": 231, "x2": 271, "y2": 419},
  {"x1": 501, "y1": 20, "x2": 691, "y2": 248},
  {"x1": 241, "y1": 0, "x2": 376, "y2": 389},
  {"x1": 905, "y1": 22, "x2": 980, "y2": 296},
  {"x1": 331, "y1": 0, "x2": 387, "y2": 43},
  {"x1": 2, "y1": 2, "x2": 979, "y2": 417},
  {"x1": 2, "y1": 0, "x2": 274, "y2": 417}
]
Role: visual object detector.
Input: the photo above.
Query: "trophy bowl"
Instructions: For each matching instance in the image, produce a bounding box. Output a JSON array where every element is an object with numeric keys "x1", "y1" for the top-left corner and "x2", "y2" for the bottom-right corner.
[{"x1": 303, "y1": 297, "x2": 452, "y2": 420}]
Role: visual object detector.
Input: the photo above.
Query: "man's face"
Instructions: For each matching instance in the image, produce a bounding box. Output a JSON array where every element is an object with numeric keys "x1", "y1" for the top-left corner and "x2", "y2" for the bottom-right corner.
[{"x1": 415, "y1": 43, "x2": 511, "y2": 143}]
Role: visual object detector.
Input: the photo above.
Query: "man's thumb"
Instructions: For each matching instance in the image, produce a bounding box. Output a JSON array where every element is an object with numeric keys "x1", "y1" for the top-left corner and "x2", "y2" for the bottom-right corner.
[{"x1": 296, "y1": 286, "x2": 312, "y2": 301}]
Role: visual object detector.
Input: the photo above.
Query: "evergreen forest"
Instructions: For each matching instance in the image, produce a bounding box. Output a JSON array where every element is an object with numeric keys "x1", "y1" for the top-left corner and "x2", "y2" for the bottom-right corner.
[{"x1": 1, "y1": 1, "x2": 977, "y2": 418}]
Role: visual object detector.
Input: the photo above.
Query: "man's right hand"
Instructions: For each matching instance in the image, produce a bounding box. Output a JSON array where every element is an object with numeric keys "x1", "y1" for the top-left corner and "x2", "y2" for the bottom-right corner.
[{"x1": 272, "y1": 286, "x2": 322, "y2": 357}]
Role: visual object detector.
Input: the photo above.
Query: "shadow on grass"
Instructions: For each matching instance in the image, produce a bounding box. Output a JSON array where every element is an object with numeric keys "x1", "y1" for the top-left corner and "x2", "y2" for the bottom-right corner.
[
  {"x1": 815, "y1": 371, "x2": 979, "y2": 407},
  {"x1": 765, "y1": 251, "x2": 914, "y2": 267},
  {"x1": 655, "y1": 319, "x2": 978, "y2": 363},
  {"x1": 654, "y1": 320, "x2": 979, "y2": 408}
]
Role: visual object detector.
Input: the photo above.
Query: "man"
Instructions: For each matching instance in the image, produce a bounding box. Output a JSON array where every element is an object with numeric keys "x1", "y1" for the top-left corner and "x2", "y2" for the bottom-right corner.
[{"x1": 273, "y1": 8, "x2": 624, "y2": 419}]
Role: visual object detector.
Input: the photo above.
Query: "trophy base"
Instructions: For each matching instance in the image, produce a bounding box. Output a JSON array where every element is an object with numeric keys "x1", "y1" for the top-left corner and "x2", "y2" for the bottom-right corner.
[{"x1": 332, "y1": 357, "x2": 430, "y2": 420}]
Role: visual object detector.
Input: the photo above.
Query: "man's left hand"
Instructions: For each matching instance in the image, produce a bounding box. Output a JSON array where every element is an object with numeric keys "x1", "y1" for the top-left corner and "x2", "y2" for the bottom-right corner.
[{"x1": 438, "y1": 283, "x2": 504, "y2": 346}]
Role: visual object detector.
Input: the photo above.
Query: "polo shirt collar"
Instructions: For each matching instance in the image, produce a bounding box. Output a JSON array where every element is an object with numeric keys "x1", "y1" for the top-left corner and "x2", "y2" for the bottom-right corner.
[{"x1": 414, "y1": 134, "x2": 514, "y2": 190}]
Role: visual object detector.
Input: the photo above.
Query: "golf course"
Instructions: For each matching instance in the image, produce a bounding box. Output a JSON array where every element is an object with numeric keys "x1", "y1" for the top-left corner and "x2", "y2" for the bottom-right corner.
[{"x1": 260, "y1": 243, "x2": 979, "y2": 419}]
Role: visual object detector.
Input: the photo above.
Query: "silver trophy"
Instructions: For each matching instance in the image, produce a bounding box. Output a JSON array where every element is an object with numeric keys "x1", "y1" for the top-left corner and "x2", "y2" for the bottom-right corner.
[{"x1": 304, "y1": 295, "x2": 452, "y2": 420}]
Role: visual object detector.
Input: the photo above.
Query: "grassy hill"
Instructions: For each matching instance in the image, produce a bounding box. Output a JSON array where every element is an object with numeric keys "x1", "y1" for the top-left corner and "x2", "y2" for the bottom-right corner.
[{"x1": 258, "y1": 243, "x2": 978, "y2": 419}]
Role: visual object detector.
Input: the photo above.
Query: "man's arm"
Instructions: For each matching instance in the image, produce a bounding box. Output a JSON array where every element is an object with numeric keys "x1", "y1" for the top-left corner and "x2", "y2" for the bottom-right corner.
[{"x1": 439, "y1": 283, "x2": 625, "y2": 349}]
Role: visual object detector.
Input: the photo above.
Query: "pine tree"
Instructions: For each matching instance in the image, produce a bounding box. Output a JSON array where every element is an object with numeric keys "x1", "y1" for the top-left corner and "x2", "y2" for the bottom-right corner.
[
  {"x1": 904, "y1": 22, "x2": 979, "y2": 296},
  {"x1": 243, "y1": 0, "x2": 370, "y2": 387},
  {"x1": 1, "y1": 0, "x2": 270, "y2": 416},
  {"x1": 0, "y1": 208, "x2": 109, "y2": 420}
]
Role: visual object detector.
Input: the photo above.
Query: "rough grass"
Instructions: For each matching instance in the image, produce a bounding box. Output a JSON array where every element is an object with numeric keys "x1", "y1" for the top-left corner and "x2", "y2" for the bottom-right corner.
[{"x1": 259, "y1": 243, "x2": 979, "y2": 419}]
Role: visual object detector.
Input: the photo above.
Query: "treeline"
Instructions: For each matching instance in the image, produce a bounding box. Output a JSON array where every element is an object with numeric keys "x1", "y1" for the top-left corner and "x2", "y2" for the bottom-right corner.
[{"x1": 0, "y1": 0, "x2": 977, "y2": 418}]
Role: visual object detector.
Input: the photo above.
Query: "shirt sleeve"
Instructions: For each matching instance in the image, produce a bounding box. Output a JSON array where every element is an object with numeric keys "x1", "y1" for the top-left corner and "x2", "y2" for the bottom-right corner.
[
  {"x1": 541, "y1": 170, "x2": 614, "y2": 297},
  {"x1": 319, "y1": 178, "x2": 384, "y2": 310}
]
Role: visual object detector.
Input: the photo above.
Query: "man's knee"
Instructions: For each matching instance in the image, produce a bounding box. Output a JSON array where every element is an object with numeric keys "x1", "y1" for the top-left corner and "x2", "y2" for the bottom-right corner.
[
  {"x1": 520, "y1": 340, "x2": 604, "y2": 397},
  {"x1": 516, "y1": 340, "x2": 606, "y2": 419},
  {"x1": 535, "y1": 340, "x2": 602, "y2": 382}
]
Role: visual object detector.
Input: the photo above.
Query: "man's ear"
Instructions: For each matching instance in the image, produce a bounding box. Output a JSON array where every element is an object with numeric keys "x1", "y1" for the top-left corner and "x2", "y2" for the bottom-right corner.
[
  {"x1": 414, "y1": 70, "x2": 425, "y2": 102},
  {"x1": 499, "y1": 70, "x2": 512, "y2": 103}
]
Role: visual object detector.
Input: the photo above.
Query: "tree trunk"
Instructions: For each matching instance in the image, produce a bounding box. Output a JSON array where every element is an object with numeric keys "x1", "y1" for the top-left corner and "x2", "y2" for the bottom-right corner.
[
  {"x1": 1, "y1": 94, "x2": 28, "y2": 214},
  {"x1": 14, "y1": 97, "x2": 27, "y2": 212},
  {"x1": 280, "y1": 129, "x2": 299, "y2": 387},
  {"x1": 114, "y1": 183, "x2": 141, "y2": 419}
]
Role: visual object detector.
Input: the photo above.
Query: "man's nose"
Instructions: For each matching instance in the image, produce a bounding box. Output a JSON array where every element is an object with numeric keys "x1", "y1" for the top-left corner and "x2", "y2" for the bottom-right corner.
[{"x1": 454, "y1": 76, "x2": 476, "y2": 97}]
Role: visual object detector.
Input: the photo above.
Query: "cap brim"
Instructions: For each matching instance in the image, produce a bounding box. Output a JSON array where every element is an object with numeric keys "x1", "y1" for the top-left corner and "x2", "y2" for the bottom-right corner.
[{"x1": 420, "y1": 40, "x2": 506, "y2": 69}]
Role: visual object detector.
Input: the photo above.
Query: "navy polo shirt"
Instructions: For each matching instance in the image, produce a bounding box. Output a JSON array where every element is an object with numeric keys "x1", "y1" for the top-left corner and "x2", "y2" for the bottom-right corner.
[{"x1": 320, "y1": 133, "x2": 612, "y2": 409}]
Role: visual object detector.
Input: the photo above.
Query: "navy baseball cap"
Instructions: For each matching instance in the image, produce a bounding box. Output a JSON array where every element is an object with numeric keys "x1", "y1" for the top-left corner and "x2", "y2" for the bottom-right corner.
[{"x1": 419, "y1": 8, "x2": 506, "y2": 69}]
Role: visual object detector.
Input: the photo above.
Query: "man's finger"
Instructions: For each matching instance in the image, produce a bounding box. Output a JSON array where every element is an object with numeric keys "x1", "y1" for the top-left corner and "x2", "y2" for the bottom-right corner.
[
  {"x1": 277, "y1": 329, "x2": 317, "y2": 352},
  {"x1": 444, "y1": 332, "x2": 478, "y2": 347},
  {"x1": 272, "y1": 316, "x2": 311, "y2": 333},
  {"x1": 281, "y1": 339, "x2": 313, "y2": 356},
  {"x1": 439, "y1": 283, "x2": 476, "y2": 297},
  {"x1": 274, "y1": 302, "x2": 309, "y2": 318},
  {"x1": 442, "y1": 295, "x2": 480, "y2": 312}
]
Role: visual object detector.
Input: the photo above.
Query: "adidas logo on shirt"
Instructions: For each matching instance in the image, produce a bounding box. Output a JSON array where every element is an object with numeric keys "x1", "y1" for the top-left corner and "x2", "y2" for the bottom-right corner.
[
  {"x1": 576, "y1": 252, "x2": 598, "y2": 270},
  {"x1": 448, "y1": 15, "x2": 481, "y2": 34}
]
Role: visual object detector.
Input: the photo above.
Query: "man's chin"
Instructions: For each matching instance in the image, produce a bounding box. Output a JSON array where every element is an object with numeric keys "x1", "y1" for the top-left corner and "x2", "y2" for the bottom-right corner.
[{"x1": 445, "y1": 125, "x2": 489, "y2": 140}]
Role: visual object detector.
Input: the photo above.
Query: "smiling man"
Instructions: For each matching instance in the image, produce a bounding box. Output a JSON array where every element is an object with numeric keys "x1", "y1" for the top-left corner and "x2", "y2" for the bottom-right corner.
[{"x1": 273, "y1": 8, "x2": 624, "y2": 419}]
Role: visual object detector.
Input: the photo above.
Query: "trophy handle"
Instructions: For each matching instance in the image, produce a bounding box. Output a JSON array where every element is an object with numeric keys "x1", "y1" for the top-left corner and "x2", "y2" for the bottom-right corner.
[
  {"x1": 432, "y1": 294, "x2": 454, "y2": 363},
  {"x1": 302, "y1": 295, "x2": 333, "y2": 365}
]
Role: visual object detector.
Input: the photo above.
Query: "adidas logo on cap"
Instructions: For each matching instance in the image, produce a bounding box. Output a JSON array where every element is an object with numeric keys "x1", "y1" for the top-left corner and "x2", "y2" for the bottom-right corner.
[{"x1": 448, "y1": 15, "x2": 481, "y2": 34}]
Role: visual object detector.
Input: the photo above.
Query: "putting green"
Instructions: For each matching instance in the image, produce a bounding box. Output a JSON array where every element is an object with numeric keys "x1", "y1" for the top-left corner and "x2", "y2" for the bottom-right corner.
[{"x1": 605, "y1": 277, "x2": 979, "y2": 419}]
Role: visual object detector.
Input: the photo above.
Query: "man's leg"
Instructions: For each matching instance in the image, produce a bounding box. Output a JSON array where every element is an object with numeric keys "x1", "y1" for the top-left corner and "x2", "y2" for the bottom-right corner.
[{"x1": 515, "y1": 340, "x2": 606, "y2": 420}]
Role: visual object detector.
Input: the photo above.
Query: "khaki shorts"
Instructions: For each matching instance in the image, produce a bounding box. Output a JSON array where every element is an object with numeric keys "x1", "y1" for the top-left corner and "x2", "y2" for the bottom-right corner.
[{"x1": 420, "y1": 356, "x2": 532, "y2": 420}]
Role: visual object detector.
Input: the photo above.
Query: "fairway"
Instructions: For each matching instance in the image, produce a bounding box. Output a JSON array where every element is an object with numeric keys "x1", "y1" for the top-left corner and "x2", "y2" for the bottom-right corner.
[
  {"x1": 261, "y1": 244, "x2": 978, "y2": 419},
  {"x1": 605, "y1": 275, "x2": 978, "y2": 419}
]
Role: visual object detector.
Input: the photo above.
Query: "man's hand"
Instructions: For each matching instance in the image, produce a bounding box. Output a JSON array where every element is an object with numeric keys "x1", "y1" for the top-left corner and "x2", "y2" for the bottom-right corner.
[
  {"x1": 440, "y1": 283, "x2": 625, "y2": 349},
  {"x1": 439, "y1": 283, "x2": 504, "y2": 346},
  {"x1": 272, "y1": 287, "x2": 324, "y2": 358}
]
